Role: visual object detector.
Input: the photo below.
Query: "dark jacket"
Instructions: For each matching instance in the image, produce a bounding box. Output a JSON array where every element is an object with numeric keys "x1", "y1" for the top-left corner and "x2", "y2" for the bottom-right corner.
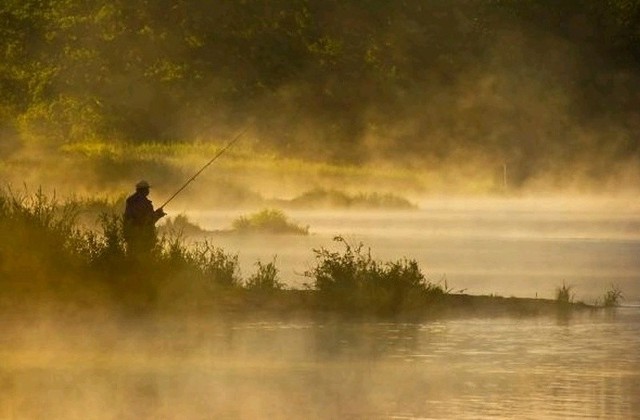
[
  {"x1": 123, "y1": 191, "x2": 162, "y2": 249},
  {"x1": 124, "y1": 191, "x2": 157, "y2": 228}
]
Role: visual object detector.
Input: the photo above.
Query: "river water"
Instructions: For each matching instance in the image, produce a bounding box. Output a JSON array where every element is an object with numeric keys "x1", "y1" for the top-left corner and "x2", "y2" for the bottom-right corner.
[
  {"x1": 3, "y1": 197, "x2": 639, "y2": 418},
  {"x1": 2, "y1": 309, "x2": 639, "y2": 418},
  {"x1": 190, "y1": 197, "x2": 640, "y2": 305}
]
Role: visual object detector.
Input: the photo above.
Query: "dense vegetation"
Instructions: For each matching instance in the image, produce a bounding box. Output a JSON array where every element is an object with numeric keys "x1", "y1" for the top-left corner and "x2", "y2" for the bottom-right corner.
[
  {"x1": 305, "y1": 236, "x2": 447, "y2": 315},
  {"x1": 1, "y1": 1, "x2": 640, "y2": 188},
  {"x1": 0, "y1": 189, "x2": 442, "y2": 314},
  {"x1": 0, "y1": 188, "x2": 241, "y2": 310}
]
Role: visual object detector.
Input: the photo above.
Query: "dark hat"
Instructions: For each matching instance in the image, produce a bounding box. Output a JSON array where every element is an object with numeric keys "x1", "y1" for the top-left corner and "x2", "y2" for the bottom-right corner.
[{"x1": 136, "y1": 180, "x2": 151, "y2": 189}]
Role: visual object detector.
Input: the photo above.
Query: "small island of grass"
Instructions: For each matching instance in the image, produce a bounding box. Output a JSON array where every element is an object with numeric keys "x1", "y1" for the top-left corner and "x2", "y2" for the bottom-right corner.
[{"x1": 231, "y1": 208, "x2": 309, "y2": 235}]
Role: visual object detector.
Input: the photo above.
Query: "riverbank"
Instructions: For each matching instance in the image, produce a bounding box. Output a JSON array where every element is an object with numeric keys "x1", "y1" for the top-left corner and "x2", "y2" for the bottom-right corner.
[
  {"x1": 0, "y1": 188, "x2": 619, "y2": 321},
  {"x1": 0, "y1": 287, "x2": 597, "y2": 325}
]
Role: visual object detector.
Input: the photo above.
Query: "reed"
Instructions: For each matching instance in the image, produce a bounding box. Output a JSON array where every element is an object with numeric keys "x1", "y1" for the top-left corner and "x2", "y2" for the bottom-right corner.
[
  {"x1": 245, "y1": 258, "x2": 284, "y2": 291},
  {"x1": 555, "y1": 282, "x2": 574, "y2": 304}
]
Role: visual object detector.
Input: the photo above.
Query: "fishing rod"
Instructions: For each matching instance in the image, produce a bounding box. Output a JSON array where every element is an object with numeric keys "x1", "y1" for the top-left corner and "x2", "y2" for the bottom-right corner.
[{"x1": 158, "y1": 127, "x2": 248, "y2": 209}]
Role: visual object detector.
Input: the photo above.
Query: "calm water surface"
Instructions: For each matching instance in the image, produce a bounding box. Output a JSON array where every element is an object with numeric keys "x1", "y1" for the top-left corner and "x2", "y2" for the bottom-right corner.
[
  {"x1": 4, "y1": 198, "x2": 638, "y2": 419},
  {"x1": 2, "y1": 309, "x2": 639, "y2": 418},
  {"x1": 189, "y1": 198, "x2": 640, "y2": 304}
]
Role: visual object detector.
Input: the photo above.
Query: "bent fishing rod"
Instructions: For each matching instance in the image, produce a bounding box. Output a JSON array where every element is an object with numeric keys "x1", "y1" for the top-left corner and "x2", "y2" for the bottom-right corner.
[{"x1": 158, "y1": 127, "x2": 248, "y2": 209}]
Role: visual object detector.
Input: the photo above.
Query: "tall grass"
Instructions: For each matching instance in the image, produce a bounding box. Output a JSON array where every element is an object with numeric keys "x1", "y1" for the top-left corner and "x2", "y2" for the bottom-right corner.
[
  {"x1": 245, "y1": 258, "x2": 284, "y2": 291},
  {"x1": 0, "y1": 188, "x2": 244, "y2": 310},
  {"x1": 58, "y1": 140, "x2": 436, "y2": 194},
  {"x1": 0, "y1": 187, "x2": 80, "y2": 270},
  {"x1": 555, "y1": 282, "x2": 574, "y2": 304}
]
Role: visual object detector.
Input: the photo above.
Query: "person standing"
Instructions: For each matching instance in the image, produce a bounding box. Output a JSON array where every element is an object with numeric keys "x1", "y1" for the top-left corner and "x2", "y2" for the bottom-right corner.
[{"x1": 123, "y1": 180, "x2": 166, "y2": 257}]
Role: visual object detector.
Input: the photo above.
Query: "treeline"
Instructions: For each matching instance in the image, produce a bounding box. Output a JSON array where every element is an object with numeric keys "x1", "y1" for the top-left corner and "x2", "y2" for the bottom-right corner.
[{"x1": 1, "y1": 1, "x2": 639, "y2": 184}]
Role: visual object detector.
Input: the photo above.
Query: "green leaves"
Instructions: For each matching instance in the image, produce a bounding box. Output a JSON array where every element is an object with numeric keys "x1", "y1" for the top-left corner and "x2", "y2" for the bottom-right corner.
[{"x1": 1, "y1": 0, "x2": 639, "y2": 181}]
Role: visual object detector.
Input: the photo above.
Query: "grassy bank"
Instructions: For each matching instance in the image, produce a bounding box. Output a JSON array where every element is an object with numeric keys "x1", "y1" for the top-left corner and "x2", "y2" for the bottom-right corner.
[
  {"x1": 2, "y1": 139, "x2": 506, "y2": 202},
  {"x1": 0, "y1": 189, "x2": 606, "y2": 319}
]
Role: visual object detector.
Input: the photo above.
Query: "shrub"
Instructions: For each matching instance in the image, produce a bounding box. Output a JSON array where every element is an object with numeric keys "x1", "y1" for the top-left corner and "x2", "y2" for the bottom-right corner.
[
  {"x1": 352, "y1": 192, "x2": 416, "y2": 209},
  {"x1": 232, "y1": 208, "x2": 308, "y2": 235},
  {"x1": 304, "y1": 236, "x2": 444, "y2": 314},
  {"x1": 602, "y1": 284, "x2": 623, "y2": 308},
  {"x1": 289, "y1": 188, "x2": 352, "y2": 208},
  {"x1": 71, "y1": 195, "x2": 126, "y2": 226}
]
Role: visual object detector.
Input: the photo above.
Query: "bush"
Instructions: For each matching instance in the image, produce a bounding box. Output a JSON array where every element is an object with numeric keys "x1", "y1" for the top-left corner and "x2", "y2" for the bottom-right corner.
[
  {"x1": 232, "y1": 208, "x2": 308, "y2": 235},
  {"x1": 304, "y1": 236, "x2": 445, "y2": 314},
  {"x1": 602, "y1": 284, "x2": 623, "y2": 308}
]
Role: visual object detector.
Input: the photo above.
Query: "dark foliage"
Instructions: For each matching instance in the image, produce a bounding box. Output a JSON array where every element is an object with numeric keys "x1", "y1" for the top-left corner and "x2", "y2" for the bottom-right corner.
[
  {"x1": 1, "y1": 1, "x2": 639, "y2": 183},
  {"x1": 305, "y1": 236, "x2": 446, "y2": 314},
  {"x1": 0, "y1": 188, "x2": 242, "y2": 309}
]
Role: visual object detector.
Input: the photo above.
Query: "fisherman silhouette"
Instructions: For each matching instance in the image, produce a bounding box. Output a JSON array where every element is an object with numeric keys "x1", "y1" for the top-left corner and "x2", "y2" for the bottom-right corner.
[{"x1": 123, "y1": 180, "x2": 166, "y2": 257}]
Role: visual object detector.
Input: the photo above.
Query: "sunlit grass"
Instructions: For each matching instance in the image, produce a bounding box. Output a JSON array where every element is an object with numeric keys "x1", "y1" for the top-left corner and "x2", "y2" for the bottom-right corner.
[
  {"x1": 15, "y1": 138, "x2": 510, "y2": 197},
  {"x1": 58, "y1": 140, "x2": 437, "y2": 191},
  {"x1": 282, "y1": 188, "x2": 416, "y2": 209},
  {"x1": 61, "y1": 141, "x2": 228, "y2": 159}
]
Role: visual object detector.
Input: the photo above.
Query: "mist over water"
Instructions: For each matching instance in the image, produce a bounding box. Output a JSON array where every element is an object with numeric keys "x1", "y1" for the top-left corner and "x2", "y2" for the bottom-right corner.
[
  {"x1": 2, "y1": 192, "x2": 639, "y2": 418},
  {"x1": 3, "y1": 2, "x2": 640, "y2": 417},
  {"x1": 190, "y1": 197, "x2": 640, "y2": 305},
  {"x1": 3, "y1": 308, "x2": 639, "y2": 418}
]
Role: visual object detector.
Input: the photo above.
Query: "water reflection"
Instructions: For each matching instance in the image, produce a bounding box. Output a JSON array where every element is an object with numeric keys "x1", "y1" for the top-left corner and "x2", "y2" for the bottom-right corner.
[{"x1": 2, "y1": 309, "x2": 639, "y2": 418}]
